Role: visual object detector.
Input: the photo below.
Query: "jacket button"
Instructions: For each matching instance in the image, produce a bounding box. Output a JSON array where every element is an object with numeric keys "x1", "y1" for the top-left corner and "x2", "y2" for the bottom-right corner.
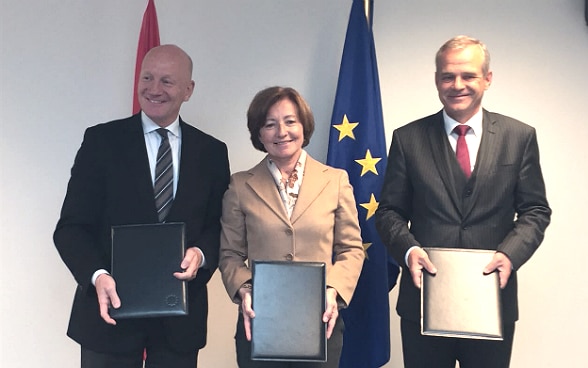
[
  {"x1": 285, "y1": 229, "x2": 293, "y2": 236},
  {"x1": 286, "y1": 253, "x2": 294, "y2": 261}
]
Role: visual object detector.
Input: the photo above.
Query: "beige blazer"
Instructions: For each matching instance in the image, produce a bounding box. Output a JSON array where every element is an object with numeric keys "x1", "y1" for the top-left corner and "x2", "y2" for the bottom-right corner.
[{"x1": 219, "y1": 154, "x2": 365, "y2": 306}]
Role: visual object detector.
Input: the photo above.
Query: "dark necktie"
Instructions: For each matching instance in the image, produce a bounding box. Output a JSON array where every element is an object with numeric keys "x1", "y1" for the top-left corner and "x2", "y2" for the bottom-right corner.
[
  {"x1": 154, "y1": 128, "x2": 174, "y2": 222},
  {"x1": 453, "y1": 125, "x2": 471, "y2": 178}
]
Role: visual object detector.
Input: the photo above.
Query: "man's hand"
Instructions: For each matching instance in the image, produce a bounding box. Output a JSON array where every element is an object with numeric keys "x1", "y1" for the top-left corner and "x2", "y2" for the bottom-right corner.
[
  {"x1": 407, "y1": 247, "x2": 437, "y2": 288},
  {"x1": 483, "y1": 251, "x2": 512, "y2": 289},
  {"x1": 239, "y1": 285, "x2": 255, "y2": 341},
  {"x1": 173, "y1": 246, "x2": 202, "y2": 281},
  {"x1": 95, "y1": 273, "x2": 120, "y2": 325},
  {"x1": 323, "y1": 287, "x2": 339, "y2": 339}
]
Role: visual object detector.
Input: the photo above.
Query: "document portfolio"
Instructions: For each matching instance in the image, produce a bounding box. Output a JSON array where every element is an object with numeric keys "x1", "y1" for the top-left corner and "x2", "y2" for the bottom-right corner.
[
  {"x1": 421, "y1": 247, "x2": 503, "y2": 340},
  {"x1": 110, "y1": 222, "x2": 187, "y2": 318},
  {"x1": 251, "y1": 260, "x2": 326, "y2": 361}
]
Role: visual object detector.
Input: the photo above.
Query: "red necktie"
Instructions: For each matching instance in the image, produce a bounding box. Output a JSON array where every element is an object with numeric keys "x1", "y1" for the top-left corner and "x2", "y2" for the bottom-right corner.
[{"x1": 453, "y1": 125, "x2": 471, "y2": 178}]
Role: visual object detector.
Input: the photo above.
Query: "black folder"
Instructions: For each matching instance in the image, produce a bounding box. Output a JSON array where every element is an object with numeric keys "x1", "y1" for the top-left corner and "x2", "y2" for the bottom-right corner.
[
  {"x1": 421, "y1": 247, "x2": 503, "y2": 340},
  {"x1": 251, "y1": 261, "x2": 326, "y2": 362},
  {"x1": 110, "y1": 222, "x2": 187, "y2": 319}
]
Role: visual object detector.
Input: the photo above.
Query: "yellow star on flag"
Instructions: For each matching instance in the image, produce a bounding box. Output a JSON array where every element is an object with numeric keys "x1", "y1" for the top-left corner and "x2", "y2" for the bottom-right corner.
[
  {"x1": 355, "y1": 149, "x2": 382, "y2": 176},
  {"x1": 332, "y1": 114, "x2": 358, "y2": 141},
  {"x1": 360, "y1": 193, "x2": 379, "y2": 220},
  {"x1": 363, "y1": 242, "x2": 372, "y2": 260}
]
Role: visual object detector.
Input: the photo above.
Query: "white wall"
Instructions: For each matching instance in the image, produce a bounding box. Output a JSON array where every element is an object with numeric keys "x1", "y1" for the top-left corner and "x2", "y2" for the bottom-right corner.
[{"x1": 1, "y1": 0, "x2": 587, "y2": 367}]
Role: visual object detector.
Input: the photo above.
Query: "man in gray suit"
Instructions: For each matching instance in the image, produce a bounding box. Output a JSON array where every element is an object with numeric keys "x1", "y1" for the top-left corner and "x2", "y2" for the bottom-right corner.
[{"x1": 375, "y1": 35, "x2": 551, "y2": 368}]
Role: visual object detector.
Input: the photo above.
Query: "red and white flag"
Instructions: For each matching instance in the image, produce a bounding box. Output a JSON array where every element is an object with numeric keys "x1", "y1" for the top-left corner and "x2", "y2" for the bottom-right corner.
[{"x1": 132, "y1": 0, "x2": 160, "y2": 114}]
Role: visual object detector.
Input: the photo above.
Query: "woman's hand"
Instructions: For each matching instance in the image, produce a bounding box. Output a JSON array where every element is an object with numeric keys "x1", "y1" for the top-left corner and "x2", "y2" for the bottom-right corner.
[
  {"x1": 239, "y1": 284, "x2": 255, "y2": 341},
  {"x1": 323, "y1": 287, "x2": 339, "y2": 339}
]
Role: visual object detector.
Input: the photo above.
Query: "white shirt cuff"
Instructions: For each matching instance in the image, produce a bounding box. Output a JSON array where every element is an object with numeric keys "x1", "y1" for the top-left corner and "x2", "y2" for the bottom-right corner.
[
  {"x1": 91, "y1": 269, "x2": 109, "y2": 286},
  {"x1": 405, "y1": 246, "x2": 421, "y2": 266}
]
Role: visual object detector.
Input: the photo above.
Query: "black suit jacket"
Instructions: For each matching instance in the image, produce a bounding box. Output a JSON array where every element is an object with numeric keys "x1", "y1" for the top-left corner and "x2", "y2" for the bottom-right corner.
[
  {"x1": 54, "y1": 113, "x2": 230, "y2": 353},
  {"x1": 375, "y1": 109, "x2": 551, "y2": 324}
]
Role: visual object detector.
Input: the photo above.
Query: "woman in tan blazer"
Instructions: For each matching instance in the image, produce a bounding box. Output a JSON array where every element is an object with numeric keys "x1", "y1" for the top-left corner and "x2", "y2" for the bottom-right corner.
[{"x1": 219, "y1": 86, "x2": 365, "y2": 368}]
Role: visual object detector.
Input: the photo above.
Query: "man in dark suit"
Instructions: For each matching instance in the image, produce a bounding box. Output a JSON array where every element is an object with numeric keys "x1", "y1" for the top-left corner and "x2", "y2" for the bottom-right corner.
[
  {"x1": 54, "y1": 44, "x2": 230, "y2": 368},
  {"x1": 375, "y1": 35, "x2": 551, "y2": 368}
]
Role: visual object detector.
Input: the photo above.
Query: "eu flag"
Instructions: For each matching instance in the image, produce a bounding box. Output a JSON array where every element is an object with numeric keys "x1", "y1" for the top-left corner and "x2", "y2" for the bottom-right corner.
[{"x1": 327, "y1": 1, "x2": 400, "y2": 367}]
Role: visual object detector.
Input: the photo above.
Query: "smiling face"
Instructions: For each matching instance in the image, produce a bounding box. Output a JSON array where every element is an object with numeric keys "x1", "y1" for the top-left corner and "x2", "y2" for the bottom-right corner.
[
  {"x1": 258, "y1": 98, "x2": 304, "y2": 167},
  {"x1": 435, "y1": 45, "x2": 492, "y2": 123},
  {"x1": 137, "y1": 45, "x2": 195, "y2": 127}
]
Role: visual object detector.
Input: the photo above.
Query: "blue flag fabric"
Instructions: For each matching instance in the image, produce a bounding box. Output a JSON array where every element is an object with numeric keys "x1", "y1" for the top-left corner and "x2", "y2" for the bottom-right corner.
[{"x1": 327, "y1": 1, "x2": 400, "y2": 367}]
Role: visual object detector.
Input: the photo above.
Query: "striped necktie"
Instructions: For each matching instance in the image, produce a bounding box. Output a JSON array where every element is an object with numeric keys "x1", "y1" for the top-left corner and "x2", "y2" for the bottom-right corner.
[{"x1": 154, "y1": 128, "x2": 174, "y2": 222}]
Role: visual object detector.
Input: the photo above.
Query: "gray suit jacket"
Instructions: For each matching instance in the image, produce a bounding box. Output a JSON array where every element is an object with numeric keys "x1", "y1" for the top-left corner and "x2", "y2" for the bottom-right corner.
[{"x1": 375, "y1": 109, "x2": 551, "y2": 323}]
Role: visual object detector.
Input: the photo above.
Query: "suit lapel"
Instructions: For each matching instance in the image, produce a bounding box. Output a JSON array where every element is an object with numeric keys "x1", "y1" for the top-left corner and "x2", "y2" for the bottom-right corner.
[
  {"x1": 245, "y1": 156, "x2": 331, "y2": 226},
  {"x1": 290, "y1": 156, "x2": 329, "y2": 224},
  {"x1": 119, "y1": 115, "x2": 157, "y2": 218},
  {"x1": 462, "y1": 110, "x2": 498, "y2": 218},
  {"x1": 174, "y1": 120, "x2": 201, "y2": 202},
  {"x1": 427, "y1": 112, "x2": 463, "y2": 215},
  {"x1": 246, "y1": 158, "x2": 291, "y2": 225},
  {"x1": 168, "y1": 118, "x2": 212, "y2": 222}
]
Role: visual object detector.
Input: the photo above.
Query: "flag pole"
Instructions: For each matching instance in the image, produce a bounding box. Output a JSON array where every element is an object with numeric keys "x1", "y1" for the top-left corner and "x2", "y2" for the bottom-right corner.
[{"x1": 364, "y1": 0, "x2": 370, "y2": 26}]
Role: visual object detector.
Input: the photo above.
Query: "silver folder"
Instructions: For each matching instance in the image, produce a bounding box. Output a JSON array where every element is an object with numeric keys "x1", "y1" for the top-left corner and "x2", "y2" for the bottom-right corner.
[{"x1": 421, "y1": 247, "x2": 503, "y2": 340}]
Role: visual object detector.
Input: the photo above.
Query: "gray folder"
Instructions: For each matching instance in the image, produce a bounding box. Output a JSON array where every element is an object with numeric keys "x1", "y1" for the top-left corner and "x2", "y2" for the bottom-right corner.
[
  {"x1": 110, "y1": 222, "x2": 187, "y2": 318},
  {"x1": 421, "y1": 247, "x2": 503, "y2": 340},
  {"x1": 251, "y1": 260, "x2": 326, "y2": 362}
]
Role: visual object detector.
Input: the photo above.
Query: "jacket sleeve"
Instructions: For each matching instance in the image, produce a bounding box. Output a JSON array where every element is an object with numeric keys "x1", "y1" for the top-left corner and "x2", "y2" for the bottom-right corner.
[
  {"x1": 375, "y1": 129, "x2": 421, "y2": 265},
  {"x1": 328, "y1": 169, "x2": 365, "y2": 306},
  {"x1": 53, "y1": 126, "x2": 109, "y2": 291},
  {"x1": 496, "y1": 128, "x2": 551, "y2": 269},
  {"x1": 218, "y1": 174, "x2": 251, "y2": 303}
]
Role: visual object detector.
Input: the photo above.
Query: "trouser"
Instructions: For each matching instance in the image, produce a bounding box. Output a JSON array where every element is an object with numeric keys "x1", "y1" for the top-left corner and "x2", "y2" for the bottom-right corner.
[{"x1": 400, "y1": 318, "x2": 515, "y2": 368}]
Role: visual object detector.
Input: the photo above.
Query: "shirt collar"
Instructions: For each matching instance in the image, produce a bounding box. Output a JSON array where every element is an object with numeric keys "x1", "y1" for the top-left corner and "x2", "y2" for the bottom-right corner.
[
  {"x1": 141, "y1": 112, "x2": 181, "y2": 137},
  {"x1": 443, "y1": 108, "x2": 483, "y2": 137}
]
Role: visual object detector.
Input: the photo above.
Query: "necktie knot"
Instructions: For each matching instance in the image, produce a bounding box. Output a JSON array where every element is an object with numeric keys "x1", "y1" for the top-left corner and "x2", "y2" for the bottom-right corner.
[
  {"x1": 453, "y1": 124, "x2": 470, "y2": 136},
  {"x1": 156, "y1": 128, "x2": 169, "y2": 140}
]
